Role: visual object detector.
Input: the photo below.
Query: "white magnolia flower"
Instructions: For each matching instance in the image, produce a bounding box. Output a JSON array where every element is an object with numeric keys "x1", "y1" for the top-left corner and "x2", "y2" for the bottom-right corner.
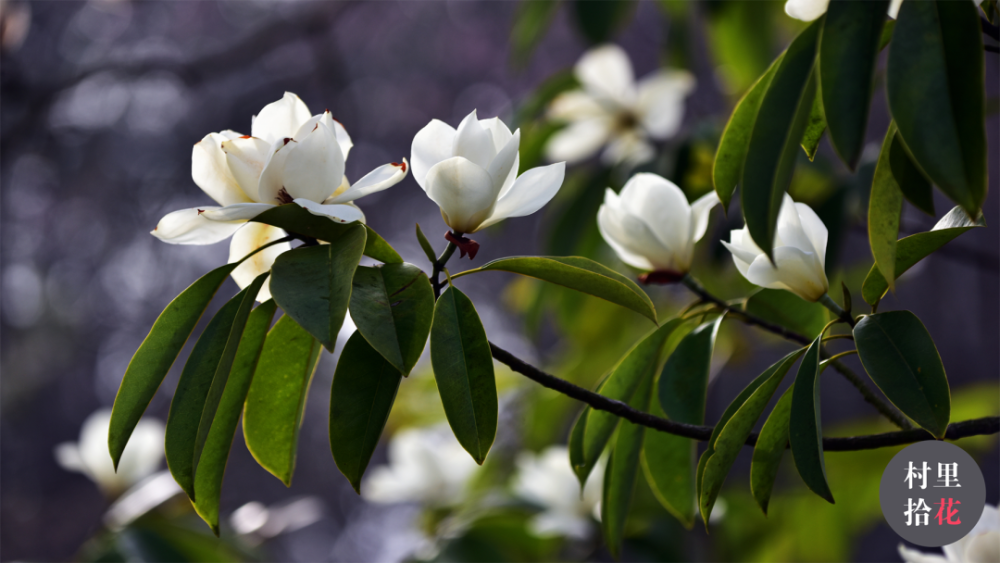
[
  {"x1": 545, "y1": 44, "x2": 695, "y2": 168},
  {"x1": 512, "y1": 446, "x2": 604, "y2": 540},
  {"x1": 411, "y1": 110, "x2": 565, "y2": 243},
  {"x1": 54, "y1": 409, "x2": 165, "y2": 497},
  {"x1": 722, "y1": 194, "x2": 829, "y2": 302},
  {"x1": 362, "y1": 426, "x2": 479, "y2": 507},
  {"x1": 899, "y1": 504, "x2": 999, "y2": 563},
  {"x1": 152, "y1": 92, "x2": 407, "y2": 300},
  {"x1": 597, "y1": 173, "x2": 719, "y2": 280},
  {"x1": 784, "y1": 0, "x2": 982, "y2": 21}
]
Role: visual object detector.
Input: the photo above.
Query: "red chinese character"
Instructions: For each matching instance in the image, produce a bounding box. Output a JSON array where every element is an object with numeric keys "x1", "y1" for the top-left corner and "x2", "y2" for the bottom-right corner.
[{"x1": 934, "y1": 498, "x2": 961, "y2": 525}]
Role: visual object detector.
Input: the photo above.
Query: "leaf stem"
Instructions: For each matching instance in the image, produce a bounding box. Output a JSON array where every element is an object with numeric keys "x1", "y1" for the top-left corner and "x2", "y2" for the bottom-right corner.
[
  {"x1": 432, "y1": 236, "x2": 460, "y2": 298},
  {"x1": 819, "y1": 293, "x2": 855, "y2": 327}
]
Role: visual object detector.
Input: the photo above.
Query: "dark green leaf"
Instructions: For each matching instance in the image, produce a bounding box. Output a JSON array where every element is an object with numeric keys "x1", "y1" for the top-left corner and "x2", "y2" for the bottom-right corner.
[
  {"x1": 193, "y1": 299, "x2": 276, "y2": 533},
  {"x1": 330, "y1": 331, "x2": 403, "y2": 492},
  {"x1": 510, "y1": 0, "x2": 562, "y2": 67},
  {"x1": 415, "y1": 223, "x2": 437, "y2": 265},
  {"x1": 800, "y1": 81, "x2": 825, "y2": 161},
  {"x1": 887, "y1": 0, "x2": 987, "y2": 217},
  {"x1": 431, "y1": 286, "x2": 497, "y2": 464},
  {"x1": 658, "y1": 316, "x2": 722, "y2": 425},
  {"x1": 641, "y1": 392, "x2": 696, "y2": 528},
  {"x1": 568, "y1": 406, "x2": 591, "y2": 484},
  {"x1": 252, "y1": 204, "x2": 397, "y2": 263},
  {"x1": 165, "y1": 274, "x2": 267, "y2": 499},
  {"x1": 270, "y1": 225, "x2": 366, "y2": 351},
  {"x1": 243, "y1": 315, "x2": 323, "y2": 485},
  {"x1": 818, "y1": 0, "x2": 888, "y2": 168},
  {"x1": 861, "y1": 206, "x2": 985, "y2": 305},
  {"x1": 572, "y1": 0, "x2": 635, "y2": 44},
  {"x1": 750, "y1": 386, "x2": 794, "y2": 514},
  {"x1": 349, "y1": 263, "x2": 433, "y2": 375},
  {"x1": 841, "y1": 281, "x2": 852, "y2": 318},
  {"x1": 741, "y1": 20, "x2": 821, "y2": 259},
  {"x1": 789, "y1": 335, "x2": 834, "y2": 503},
  {"x1": 889, "y1": 132, "x2": 934, "y2": 216},
  {"x1": 854, "y1": 311, "x2": 950, "y2": 438},
  {"x1": 869, "y1": 123, "x2": 904, "y2": 288},
  {"x1": 602, "y1": 374, "x2": 651, "y2": 559},
  {"x1": 363, "y1": 226, "x2": 403, "y2": 264},
  {"x1": 713, "y1": 55, "x2": 783, "y2": 212},
  {"x1": 744, "y1": 288, "x2": 830, "y2": 339},
  {"x1": 460, "y1": 256, "x2": 656, "y2": 323}
]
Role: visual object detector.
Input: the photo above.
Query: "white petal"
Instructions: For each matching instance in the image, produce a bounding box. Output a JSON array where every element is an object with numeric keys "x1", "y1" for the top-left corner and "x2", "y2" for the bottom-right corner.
[
  {"x1": 192, "y1": 133, "x2": 254, "y2": 206},
  {"x1": 887, "y1": 0, "x2": 904, "y2": 19},
  {"x1": 544, "y1": 117, "x2": 613, "y2": 164},
  {"x1": 410, "y1": 119, "x2": 457, "y2": 190},
  {"x1": 453, "y1": 110, "x2": 496, "y2": 171},
  {"x1": 257, "y1": 138, "x2": 296, "y2": 204},
  {"x1": 425, "y1": 157, "x2": 498, "y2": 234},
  {"x1": 325, "y1": 160, "x2": 408, "y2": 204},
  {"x1": 793, "y1": 202, "x2": 828, "y2": 267},
  {"x1": 529, "y1": 511, "x2": 592, "y2": 540},
  {"x1": 773, "y1": 194, "x2": 815, "y2": 255},
  {"x1": 746, "y1": 246, "x2": 828, "y2": 301},
  {"x1": 784, "y1": 0, "x2": 830, "y2": 21},
  {"x1": 897, "y1": 544, "x2": 948, "y2": 563},
  {"x1": 221, "y1": 136, "x2": 271, "y2": 202},
  {"x1": 636, "y1": 70, "x2": 695, "y2": 139},
  {"x1": 54, "y1": 443, "x2": 85, "y2": 473},
  {"x1": 294, "y1": 111, "x2": 353, "y2": 159},
  {"x1": 283, "y1": 122, "x2": 345, "y2": 203},
  {"x1": 598, "y1": 197, "x2": 656, "y2": 271},
  {"x1": 619, "y1": 173, "x2": 691, "y2": 255},
  {"x1": 200, "y1": 203, "x2": 275, "y2": 222},
  {"x1": 600, "y1": 131, "x2": 655, "y2": 167},
  {"x1": 721, "y1": 239, "x2": 753, "y2": 279},
  {"x1": 690, "y1": 190, "x2": 720, "y2": 243},
  {"x1": 962, "y1": 531, "x2": 999, "y2": 563},
  {"x1": 294, "y1": 199, "x2": 366, "y2": 223},
  {"x1": 598, "y1": 193, "x2": 674, "y2": 271},
  {"x1": 480, "y1": 116, "x2": 514, "y2": 153},
  {"x1": 151, "y1": 207, "x2": 245, "y2": 245},
  {"x1": 574, "y1": 44, "x2": 637, "y2": 105},
  {"x1": 251, "y1": 92, "x2": 312, "y2": 144},
  {"x1": 478, "y1": 161, "x2": 564, "y2": 230},
  {"x1": 486, "y1": 130, "x2": 521, "y2": 195},
  {"x1": 229, "y1": 223, "x2": 291, "y2": 302},
  {"x1": 548, "y1": 90, "x2": 606, "y2": 121}
]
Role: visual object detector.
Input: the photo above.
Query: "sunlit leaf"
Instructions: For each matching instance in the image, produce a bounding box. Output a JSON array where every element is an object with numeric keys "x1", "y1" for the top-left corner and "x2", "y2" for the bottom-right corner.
[
  {"x1": 415, "y1": 223, "x2": 437, "y2": 265},
  {"x1": 363, "y1": 226, "x2": 403, "y2": 264},
  {"x1": 868, "y1": 123, "x2": 904, "y2": 288},
  {"x1": 789, "y1": 334, "x2": 834, "y2": 503},
  {"x1": 750, "y1": 386, "x2": 794, "y2": 514},
  {"x1": 800, "y1": 82, "x2": 825, "y2": 161},
  {"x1": 744, "y1": 288, "x2": 829, "y2": 339}
]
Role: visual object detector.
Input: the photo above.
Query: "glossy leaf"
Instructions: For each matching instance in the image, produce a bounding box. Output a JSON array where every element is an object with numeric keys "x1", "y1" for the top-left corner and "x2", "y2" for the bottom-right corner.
[
  {"x1": 818, "y1": 0, "x2": 888, "y2": 168},
  {"x1": 741, "y1": 20, "x2": 820, "y2": 259},
  {"x1": 800, "y1": 83, "x2": 825, "y2": 162},
  {"x1": 363, "y1": 226, "x2": 403, "y2": 264},
  {"x1": 854, "y1": 311, "x2": 950, "y2": 438},
  {"x1": 602, "y1": 375, "x2": 651, "y2": 559},
  {"x1": 431, "y1": 286, "x2": 496, "y2": 464},
  {"x1": 415, "y1": 223, "x2": 437, "y2": 265},
  {"x1": 744, "y1": 288, "x2": 829, "y2": 339},
  {"x1": 861, "y1": 206, "x2": 985, "y2": 305},
  {"x1": 243, "y1": 315, "x2": 323, "y2": 485},
  {"x1": 460, "y1": 256, "x2": 656, "y2": 323},
  {"x1": 789, "y1": 335, "x2": 834, "y2": 503},
  {"x1": 869, "y1": 124, "x2": 904, "y2": 288},
  {"x1": 193, "y1": 299, "x2": 276, "y2": 533},
  {"x1": 658, "y1": 316, "x2": 723, "y2": 423},
  {"x1": 270, "y1": 225, "x2": 366, "y2": 351},
  {"x1": 889, "y1": 132, "x2": 934, "y2": 216},
  {"x1": 713, "y1": 55, "x2": 782, "y2": 212},
  {"x1": 887, "y1": 0, "x2": 987, "y2": 217},
  {"x1": 349, "y1": 263, "x2": 433, "y2": 375},
  {"x1": 750, "y1": 386, "x2": 794, "y2": 514},
  {"x1": 330, "y1": 331, "x2": 403, "y2": 492}
]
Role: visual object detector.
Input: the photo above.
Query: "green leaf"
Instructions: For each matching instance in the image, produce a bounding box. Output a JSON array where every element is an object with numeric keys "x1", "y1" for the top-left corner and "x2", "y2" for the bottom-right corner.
[
  {"x1": 641, "y1": 394, "x2": 696, "y2": 529},
  {"x1": 750, "y1": 386, "x2": 794, "y2": 514},
  {"x1": 510, "y1": 0, "x2": 562, "y2": 67},
  {"x1": 658, "y1": 316, "x2": 723, "y2": 424},
  {"x1": 575, "y1": 320, "x2": 683, "y2": 485},
  {"x1": 568, "y1": 406, "x2": 591, "y2": 484},
  {"x1": 270, "y1": 225, "x2": 366, "y2": 351},
  {"x1": 699, "y1": 349, "x2": 803, "y2": 524},
  {"x1": 789, "y1": 334, "x2": 834, "y2": 503},
  {"x1": 818, "y1": 0, "x2": 888, "y2": 168},
  {"x1": 252, "y1": 204, "x2": 398, "y2": 263},
  {"x1": 741, "y1": 20, "x2": 821, "y2": 260},
  {"x1": 853, "y1": 311, "x2": 950, "y2": 438},
  {"x1": 431, "y1": 286, "x2": 497, "y2": 464},
  {"x1": 572, "y1": 0, "x2": 635, "y2": 44},
  {"x1": 889, "y1": 132, "x2": 934, "y2": 216},
  {"x1": 602, "y1": 374, "x2": 651, "y2": 559},
  {"x1": 713, "y1": 55, "x2": 782, "y2": 212},
  {"x1": 363, "y1": 226, "x2": 403, "y2": 264},
  {"x1": 861, "y1": 206, "x2": 985, "y2": 305},
  {"x1": 330, "y1": 331, "x2": 403, "y2": 492},
  {"x1": 869, "y1": 123, "x2": 904, "y2": 289},
  {"x1": 243, "y1": 315, "x2": 323, "y2": 485},
  {"x1": 109, "y1": 263, "x2": 239, "y2": 469},
  {"x1": 349, "y1": 263, "x2": 433, "y2": 375},
  {"x1": 800, "y1": 81, "x2": 826, "y2": 162},
  {"x1": 887, "y1": 0, "x2": 987, "y2": 218},
  {"x1": 744, "y1": 288, "x2": 829, "y2": 339},
  {"x1": 458, "y1": 256, "x2": 656, "y2": 323},
  {"x1": 415, "y1": 223, "x2": 437, "y2": 265},
  {"x1": 193, "y1": 299, "x2": 276, "y2": 534},
  {"x1": 165, "y1": 274, "x2": 268, "y2": 499}
]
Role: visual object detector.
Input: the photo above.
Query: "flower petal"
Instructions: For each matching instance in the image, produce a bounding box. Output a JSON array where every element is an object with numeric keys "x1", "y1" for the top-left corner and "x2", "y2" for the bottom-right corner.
[
  {"x1": 410, "y1": 119, "x2": 457, "y2": 190},
  {"x1": 151, "y1": 207, "x2": 246, "y2": 245},
  {"x1": 251, "y1": 92, "x2": 312, "y2": 144},
  {"x1": 425, "y1": 157, "x2": 498, "y2": 233},
  {"x1": 257, "y1": 137, "x2": 296, "y2": 204},
  {"x1": 294, "y1": 111, "x2": 354, "y2": 160},
  {"x1": 598, "y1": 194, "x2": 656, "y2": 271},
  {"x1": 598, "y1": 189, "x2": 674, "y2": 271},
  {"x1": 746, "y1": 245, "x2": 828, "y2": 301},
  {"x1": 784, "y1": 0, "x2": 830, "y2": 21},
  {"x1": 574, "y1": 44, "x2": 636, "y2": 105},
  {"x1": 689, "y1": 190, "x2": 720, "y2": 243},
  {"x1": 479, "y1": 161, "x2": 564, "y2": 230},
  {"x1": 600, "y1": 133, "x2": 655, "y2": 168},
  {"x1": 794, "y1": 202, "x2": 828, "y2": 266},
  {"x1": 229, "y1": 223, "x2": 291, "y2": 302},
  {"x1": 636, "y1": 70, "x2": 695, "y2": 139},
  {"x1": 897, "y1": 544, "x2": 948, "y2": 563},
  {"x1": 325, "y1": 160, "x2": 408, "y2": 204},
  {"x1": 200, "y1": 203, "x2": 275, "y2": 222},
  {"x1": 548, "y1": 90, "x2": 606, "y2": 121},
  {"x1": 222, "y1": 136, "x2": 271, "y2": 203},
  {"x1": 618, "y1": 173, "x2": 691, "y2": 255},
  {"x1": 283, "y1": 122, "x2": 346, "y2": 203},
  {"x1": 192, "y1": 133, "x2": 254, "y2": 206},
  {"x1": 453, "y1": 110, "x2": 496, "y2": 171},
  {"x1": 486, "y1": 130, "x2": 520, "y2": 195},
  {"x1": 544, "y1": 117, "x2": 613, "y2": 164},
  {"x1": 773, "y1": 194, "x2": 816, "y2": 255},
  {"x1": 481, "y1": 117, "x2": 519, "y2": 194},
  {"x1": 294, "y1": 198, "x2": 366, "y2": 223}
]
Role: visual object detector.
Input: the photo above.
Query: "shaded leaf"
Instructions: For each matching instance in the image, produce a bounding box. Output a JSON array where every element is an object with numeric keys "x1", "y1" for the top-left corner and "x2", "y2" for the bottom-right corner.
[
  {"x1": 868, "y1": 123, "x2": 904, "y2": 288},
  {"x1": 789, "y1": 335, "x2": 834, "y2": 503},
  {"x1": 602, "y1": 374, "x2": 651, "y2": 559},
  {"x1": 415, "y1": 223, "x2": 437, "y2": 265},
  {"x1": 658, "y1": 316, "x2": 723, "y2": 425},
  {"x1": 889, "y1": 132, "x2": 934, "y2": 216},
  {"x1": 744, "y1": 288, "x2": 829, "y2": 339},
  {"x1": 750, "y1": 386, "x2": 794, "y2": 514},
  {"x1": 641, "y1": 393, "x2": 696, "y2": 528},
  {"x1": 253, "y1": 204, "x2": 394, "y2": 263},
  {"x1": 363, "y1": 226, "x2": 403, "y2": 264},
  {"x1": 800, "y1": 81, "x2": 825, "y2": 161}
]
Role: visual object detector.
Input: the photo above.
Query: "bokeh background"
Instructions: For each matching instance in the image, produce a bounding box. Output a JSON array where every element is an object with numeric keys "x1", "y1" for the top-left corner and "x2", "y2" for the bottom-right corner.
[{"x1": 1, "y1": 1, "x2": 997, "y2": 561}]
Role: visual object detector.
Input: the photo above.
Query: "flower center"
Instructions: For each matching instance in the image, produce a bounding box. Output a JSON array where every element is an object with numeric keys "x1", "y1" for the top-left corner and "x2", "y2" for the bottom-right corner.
[{"x1": 276, "y1": 187, "x2": 294, "y2": 205}]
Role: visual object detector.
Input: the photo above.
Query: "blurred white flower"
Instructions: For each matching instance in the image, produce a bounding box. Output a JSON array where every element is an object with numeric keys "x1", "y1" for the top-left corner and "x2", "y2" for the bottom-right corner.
[
  {"x1": 362, "y1": 426, "x2": 479, "y2": 507},
  {"x1": 598, "y1": 173, "x2": 718, "y2": 281},
  {"x1": 784, "y1": 0, "x2": 981, "y2": 21},
  {"x1": 544, "y1": 44, "x2": 695, "y2": 168},
  {"x1": 152, "y1": 92, "x2": 407, "y2": 300},
  {"x1": 230, "y1": 497, "x2": 324, "y2": 546},
  {"x1": 722, "y1": 194, "x2": 829, "y2": 302},
  {"x1": 410, "y1": 109, "x2": 565, "y2": 253},
  {"x1": 899, "y1": 504, "x2": 999, "y2": 563},
  {"x1": 512, "y1": 446, "x2": 605, "y2": 540},
  {"x1": 54, "y1": 409, "x2": 164, "y2": 497}
]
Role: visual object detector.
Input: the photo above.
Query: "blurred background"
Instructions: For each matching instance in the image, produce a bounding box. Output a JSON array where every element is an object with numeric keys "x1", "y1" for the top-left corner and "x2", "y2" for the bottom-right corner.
[{"x1": 1, "y1": 1, "x2": 997, "y2": 561}]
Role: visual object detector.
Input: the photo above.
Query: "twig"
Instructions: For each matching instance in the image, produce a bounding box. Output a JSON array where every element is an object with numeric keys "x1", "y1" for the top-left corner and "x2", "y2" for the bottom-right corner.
[{"x1": 432, "y1": 240, "x2": 459, "y2": 298}]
